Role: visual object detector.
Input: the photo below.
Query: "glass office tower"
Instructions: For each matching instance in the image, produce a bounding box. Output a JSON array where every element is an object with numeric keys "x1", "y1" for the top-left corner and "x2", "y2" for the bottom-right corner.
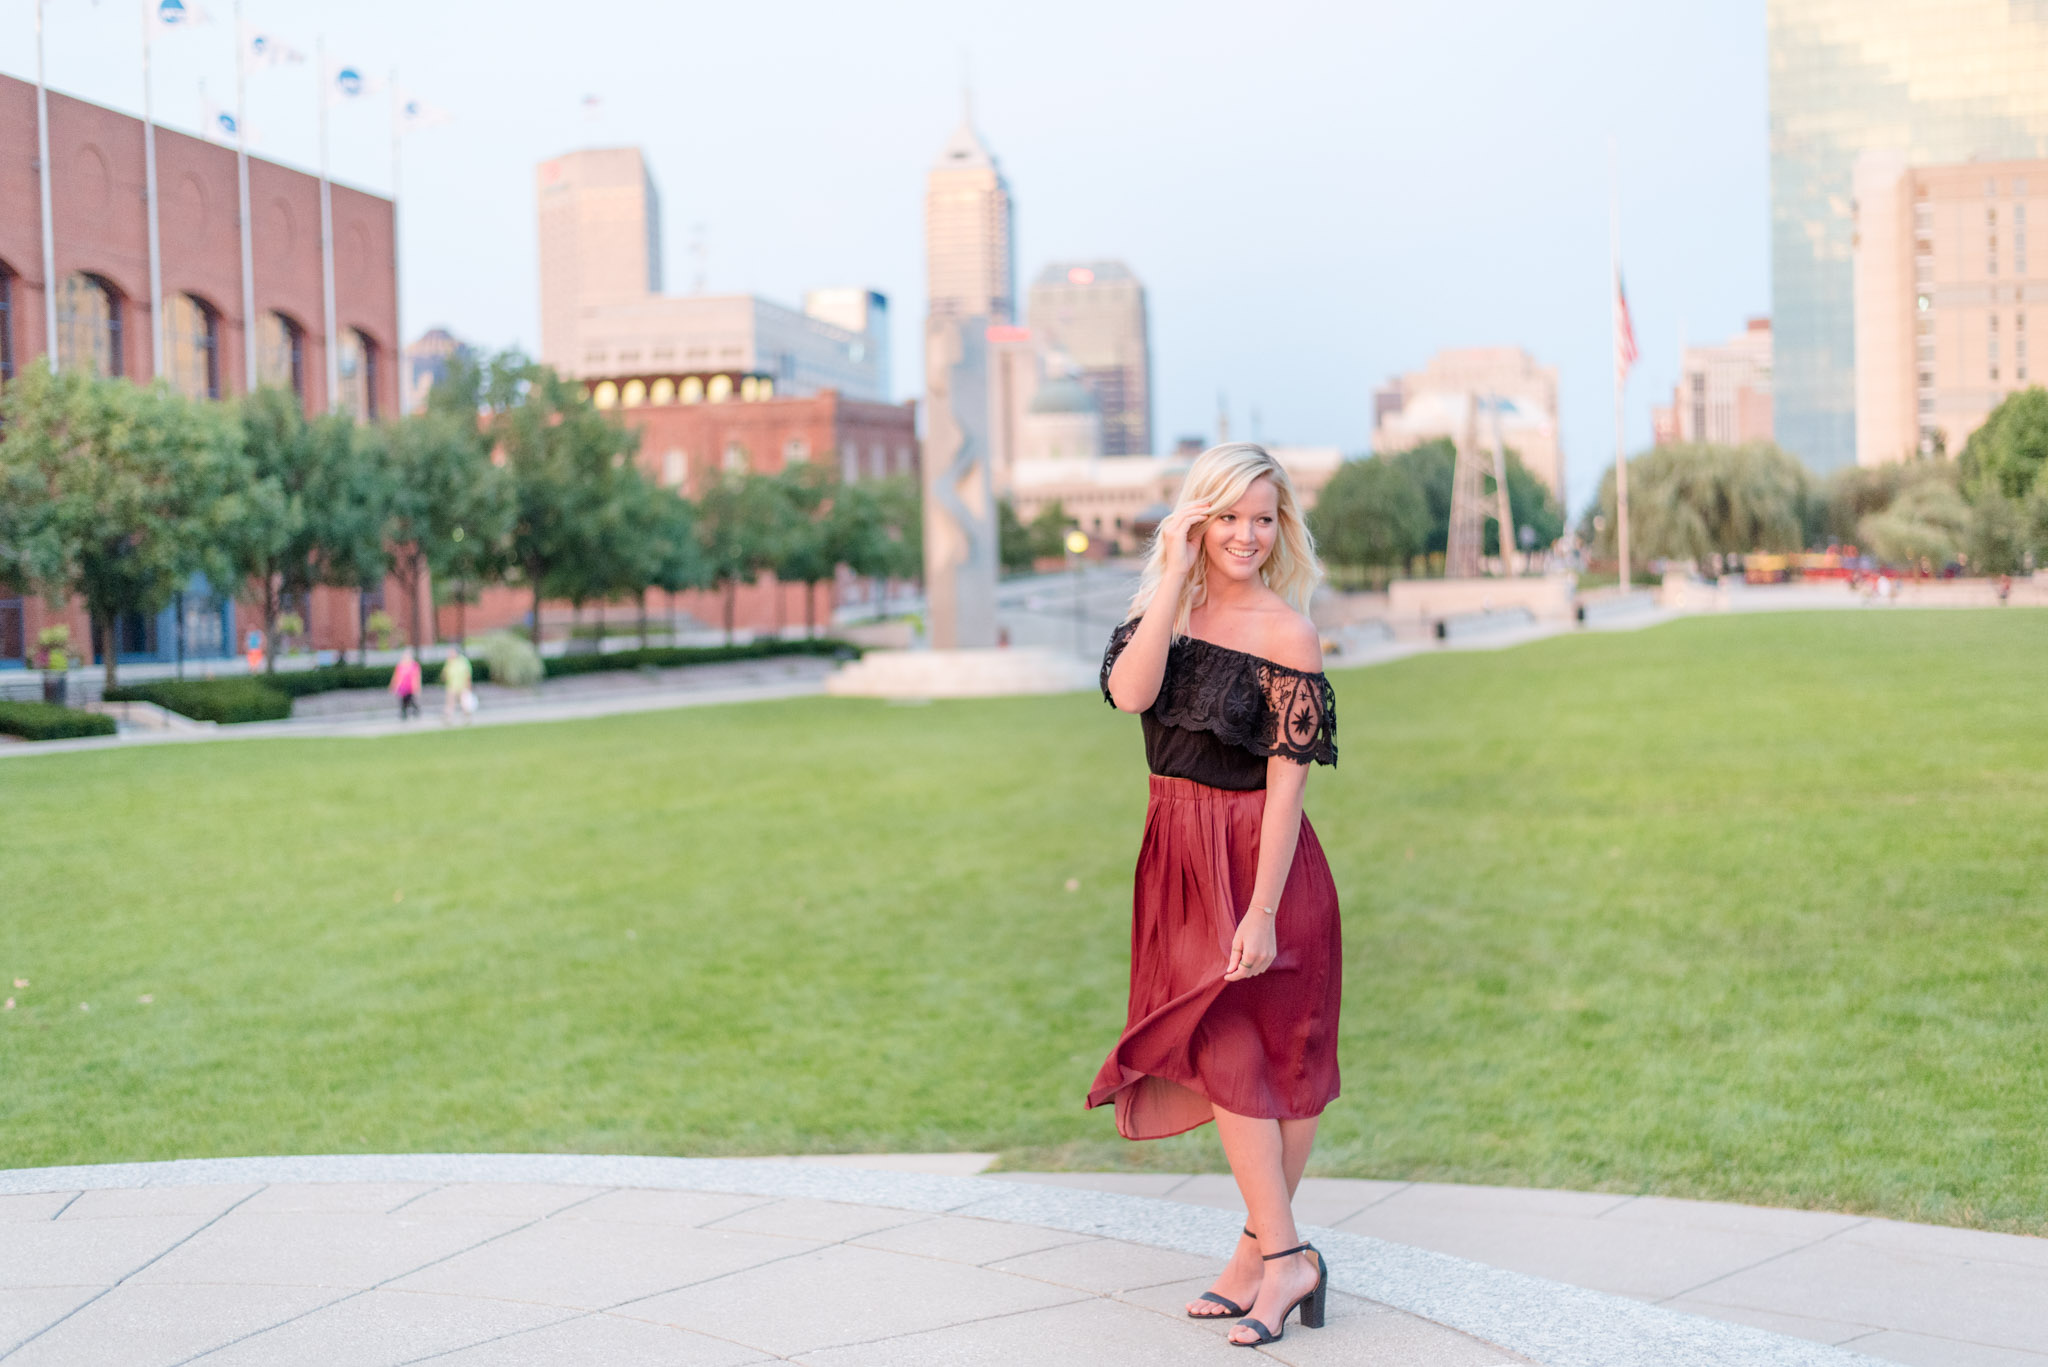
[{"x1": 1771, "y1": 0, "x2": 2048, "y2": 470}]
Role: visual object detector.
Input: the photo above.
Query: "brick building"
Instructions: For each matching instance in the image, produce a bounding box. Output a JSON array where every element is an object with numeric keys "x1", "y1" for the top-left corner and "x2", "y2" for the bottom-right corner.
[
  {"x1": 0, "y1": 73, "x2": 399, "y2": 671},
  {"x1": 437, "y1": 374, "x2": 920, "y2": 641}
]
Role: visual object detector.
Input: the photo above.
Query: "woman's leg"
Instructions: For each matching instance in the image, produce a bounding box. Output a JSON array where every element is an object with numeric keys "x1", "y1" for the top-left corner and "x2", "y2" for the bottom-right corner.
[
  {"x1": 1215, "y1": 1105, "x2": 1321, "y2": 1342},
  {"x1": 1186, "y1": 1112, "x2": 1321, "y2": 1317}
]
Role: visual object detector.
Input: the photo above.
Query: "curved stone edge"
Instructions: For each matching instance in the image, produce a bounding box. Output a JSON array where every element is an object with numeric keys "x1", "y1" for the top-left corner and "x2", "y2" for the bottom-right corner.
[{"x1": 0, "y1": 1154, "x2": 1880, "y2": 1367}]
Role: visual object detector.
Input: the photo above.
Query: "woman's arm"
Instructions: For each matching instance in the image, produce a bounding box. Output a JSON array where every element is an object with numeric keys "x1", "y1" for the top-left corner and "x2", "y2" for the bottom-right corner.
[
  {"x1": 1225, "y1": 612, "x2": 1324, "y2": 980},
  {"x1": 1224, "y1": 755, "x2": 1308, "y2": 980},
  {"x1": 1106, "y1": 500, "x2": 1211, "y2": 713}
]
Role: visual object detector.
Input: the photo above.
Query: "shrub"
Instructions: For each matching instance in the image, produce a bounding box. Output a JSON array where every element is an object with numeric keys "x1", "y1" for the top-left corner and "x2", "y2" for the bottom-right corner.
[
  {"x1": 540, "y1": 638, "x2": 857, "y2": 678},
  {"x1": 0, "y1": 701, "x2": 117, "y2": 741},
  {"x1": 469, "y1": 631, "x2": 542, "y2": 688},
  {"x1": 103, "y1": 679, "x2": 291, "y2": 724}
]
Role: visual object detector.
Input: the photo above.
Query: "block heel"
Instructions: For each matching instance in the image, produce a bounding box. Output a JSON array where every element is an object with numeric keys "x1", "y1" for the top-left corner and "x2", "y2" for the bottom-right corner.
[{"x1": 1230, "y1": 1242, "x2": 1328, "y2": 1347}]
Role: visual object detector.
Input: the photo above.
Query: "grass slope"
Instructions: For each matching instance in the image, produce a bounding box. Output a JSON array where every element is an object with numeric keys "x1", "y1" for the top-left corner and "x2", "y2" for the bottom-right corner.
[{"x1": 3, "y1": 611, "x2": 2045, "y2": 1232}]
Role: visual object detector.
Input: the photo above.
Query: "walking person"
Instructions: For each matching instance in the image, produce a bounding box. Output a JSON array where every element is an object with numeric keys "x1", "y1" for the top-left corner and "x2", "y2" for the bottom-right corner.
[
  {"x1": 390, "y1": 648, "x2": 422, "y2": 722},
  {"x1": 441, "y1": 646, "x2": 475, "y2": 725},
  {"x1": 1095, "y1": 443, "x2": 1340, "y2": 1348}
]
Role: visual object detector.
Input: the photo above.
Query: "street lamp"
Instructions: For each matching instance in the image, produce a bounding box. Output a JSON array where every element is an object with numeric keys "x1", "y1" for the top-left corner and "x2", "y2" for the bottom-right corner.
[{"x1": 1065, "y1": 530, "x2": 1091, "y2": 656}]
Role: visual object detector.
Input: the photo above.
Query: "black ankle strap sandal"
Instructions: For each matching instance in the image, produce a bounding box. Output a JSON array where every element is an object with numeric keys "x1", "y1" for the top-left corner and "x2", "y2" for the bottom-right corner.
[
  {"x1": 1186, "y1": 1227, "x2": 1259, "y2": 1319},
  {"x1": 1231, "y1": 1242, "x2": 1328, "y2": 1347}
]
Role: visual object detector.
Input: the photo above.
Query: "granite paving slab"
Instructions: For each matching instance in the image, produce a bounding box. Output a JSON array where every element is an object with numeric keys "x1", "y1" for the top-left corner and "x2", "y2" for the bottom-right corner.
[
  {"x1": 0, "y1": 1155, "x2": 1892, "y2": 1365},
  {"x1": 1013, "y1": 1170, "x2": 2047, "y2": 1367}
]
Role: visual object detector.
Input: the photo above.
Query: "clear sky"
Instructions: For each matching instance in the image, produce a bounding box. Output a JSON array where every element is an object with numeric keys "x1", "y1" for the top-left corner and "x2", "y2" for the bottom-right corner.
[{"x1": 4, "y1": 0, "x2": 1766, "y2": 514}]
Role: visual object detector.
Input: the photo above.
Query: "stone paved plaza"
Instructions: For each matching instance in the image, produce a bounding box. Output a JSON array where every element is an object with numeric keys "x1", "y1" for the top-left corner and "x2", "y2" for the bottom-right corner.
[{"x1": 10, "y1": 1153, "x2": 2025, "y2": 1366}]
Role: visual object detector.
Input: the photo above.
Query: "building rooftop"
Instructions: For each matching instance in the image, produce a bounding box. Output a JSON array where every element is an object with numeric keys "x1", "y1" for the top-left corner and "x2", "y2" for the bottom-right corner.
[{"x1": 934, "y1": 119, "x2": 998, "y2": 171}]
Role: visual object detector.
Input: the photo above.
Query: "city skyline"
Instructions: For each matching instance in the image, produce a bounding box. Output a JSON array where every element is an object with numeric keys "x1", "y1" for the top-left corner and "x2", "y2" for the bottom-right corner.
[{"x1": 0, "y1": 0, "x2": 1768, "y2": 514}]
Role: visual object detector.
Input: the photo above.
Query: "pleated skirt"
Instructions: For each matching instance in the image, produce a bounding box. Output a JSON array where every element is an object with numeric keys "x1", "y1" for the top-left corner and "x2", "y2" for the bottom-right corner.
[{"x1": 1086, "y1": 774, "x2": 1343, "y2": 1140}]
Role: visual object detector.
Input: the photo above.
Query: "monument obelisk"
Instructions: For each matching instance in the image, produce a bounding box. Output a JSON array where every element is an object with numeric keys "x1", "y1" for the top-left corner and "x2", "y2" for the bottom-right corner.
[
  {"x1": 922, "y1": 314, "x2": 998, "y2": 646},
  {"x1": 919, "y1": 105, "x2": 1014, "y2": 648}
]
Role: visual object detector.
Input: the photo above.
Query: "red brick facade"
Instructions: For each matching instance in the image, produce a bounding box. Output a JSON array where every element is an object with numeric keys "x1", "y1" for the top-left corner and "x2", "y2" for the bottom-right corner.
[
  {"x1": 444, "y1": 385, "x2": 920, "y2": 641},
  {"x1": 0, "y1": 74, "x2": 401, "y2": 670}
]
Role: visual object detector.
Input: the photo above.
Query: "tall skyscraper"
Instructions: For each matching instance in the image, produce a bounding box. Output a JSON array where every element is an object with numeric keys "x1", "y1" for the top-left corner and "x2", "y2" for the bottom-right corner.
[
  {"x1": 1649, "y1": 319, "x2": 1774, "y2": 448},
  {"x1": 1771, "y1": 1, "x2": 2048, "y2": 470},
  {"x1": 1853, "y1": 154, "x2": 2047, "y2": 465},
  {"x1": 537, "y1": 148, "x2": 663, "y2": 369},
  {"x1": 533, "y1": 148, "x2": 885, "y2": 399},
  {"x1": 1028, "y1": 262, "x2": 1153, "y2": 456},
  {"x1": 925, "y1": 118, "x2": 1015, "y2": 323}
]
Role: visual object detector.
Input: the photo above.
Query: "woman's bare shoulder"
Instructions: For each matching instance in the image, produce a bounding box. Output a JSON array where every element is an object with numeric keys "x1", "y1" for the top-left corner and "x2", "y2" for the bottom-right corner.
[{"x1": 1252, "y1": 605, "x2": 1322, "y2": 673}]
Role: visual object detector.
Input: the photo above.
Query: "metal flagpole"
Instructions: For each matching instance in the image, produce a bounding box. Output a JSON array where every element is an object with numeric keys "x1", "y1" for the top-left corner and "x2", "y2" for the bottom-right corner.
[
  {"x1": 319, "y1": 38, "x2": 338, "y2": 411},
  {"x1": 1611, "y1": 140, "x2": 1631, "y2": 592},
  {"x1": 389, "y1": 70, "x2": 403, "y2": 411},
  {"x1": 234, "y1": 1, "x2": 257, "y2": 392},
  {"x1": 36, "y1": 0, "x2": 58, "y2": 375},
  {"x1": 142, "y1": 0, "x2": 164, "y2": 378}
]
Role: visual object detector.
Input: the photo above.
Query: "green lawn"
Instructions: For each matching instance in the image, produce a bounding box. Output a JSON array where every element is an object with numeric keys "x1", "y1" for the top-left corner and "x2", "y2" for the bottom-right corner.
[{"x1": 4, "y1": 611, "x2": 2046, "y2": 1233}]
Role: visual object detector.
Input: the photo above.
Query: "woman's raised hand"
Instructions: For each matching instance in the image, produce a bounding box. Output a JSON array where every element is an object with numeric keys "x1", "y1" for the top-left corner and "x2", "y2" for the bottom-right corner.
[{"x1": 1156, "y1": 501, "x2": 1212, "y2": 581}]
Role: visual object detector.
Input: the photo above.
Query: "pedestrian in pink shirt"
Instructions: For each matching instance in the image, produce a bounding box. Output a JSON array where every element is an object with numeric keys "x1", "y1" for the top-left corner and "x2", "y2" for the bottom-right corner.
[{"x1": 390, "y1": 648, "x2": 423, "y2": 722}]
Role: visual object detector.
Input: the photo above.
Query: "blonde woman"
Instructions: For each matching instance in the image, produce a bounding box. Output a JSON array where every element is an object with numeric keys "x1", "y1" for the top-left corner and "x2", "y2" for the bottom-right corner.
[{"x1": 1094, "y1": 443, "x2": 1339, "y2": 1348}]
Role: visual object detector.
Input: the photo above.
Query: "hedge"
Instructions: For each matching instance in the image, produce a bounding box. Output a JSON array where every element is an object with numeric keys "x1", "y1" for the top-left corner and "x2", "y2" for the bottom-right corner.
[
  {"x1": 102, "y1": 678, "x2": 291, "y2": 724},
  {"x1": 0, "y1": 701, "x2": 118, "y2": 742},
  {"x1": 95, "y1": 639, "x2": 857, "y2": 725},
  {"x1": 540, "y1": 638, "x2": 856, "y2": 678}
]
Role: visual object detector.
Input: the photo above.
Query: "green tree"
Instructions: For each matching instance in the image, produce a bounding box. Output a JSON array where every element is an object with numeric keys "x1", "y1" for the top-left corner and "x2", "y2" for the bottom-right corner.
[
  {"x1": 1586, "y1": 442, "x2": 1813, "y2": 570},
  {"x1": 695, "y1": 472, "x2": 786, "y2": 643},
  {"x1": 0, "y1": 369, "x2": 245, "y2": 689},
  {"x1": 996, "y1": 496, "x2": 1035, "y2": 573},
  {"x1": 309, "y1": 416, "x2": 396, "y2": 664},
  {"x1": 222, "y1": 387, "x2": 315, "y2": 670},
  {"x1": 384, "y1": 409, "x2": 511, "y2": 649},
  {"x1": 823, "y1": 478, "x2": 899, "y2": 622},
  {"x1": 1306, "y1": 456, "x2": 1431, "y2": 580},
  {"x1": 1027, "y1": 499, "x2": 1075, "y2": 562},
  {"x1": 1958, "y1": 385, "x2": 2048, "y2": 503},
  {"x1": 644, "y1": 486, "x2": 711, "y2": 644},
  {"x1": 1856, "y1": 478, "x2": 1972, "y2": 567},
  {"x1": 1387, "y1": 439, "x2": 1457, "y2": 555},
  {"x1": 489, "y1": 360, "x2": 641, "y2": 642}
]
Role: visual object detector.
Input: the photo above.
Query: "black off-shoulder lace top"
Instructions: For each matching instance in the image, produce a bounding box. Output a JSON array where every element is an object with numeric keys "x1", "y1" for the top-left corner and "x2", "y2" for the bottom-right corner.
[{"x1": 1101, "y1": 619, "x2": 1338, "y2": 791}]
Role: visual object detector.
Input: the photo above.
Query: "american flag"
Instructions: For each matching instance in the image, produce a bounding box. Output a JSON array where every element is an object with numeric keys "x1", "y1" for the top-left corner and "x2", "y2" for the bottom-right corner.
[{"x1": 1614, "y1": 271, "x2": 1639, "y2": 390}]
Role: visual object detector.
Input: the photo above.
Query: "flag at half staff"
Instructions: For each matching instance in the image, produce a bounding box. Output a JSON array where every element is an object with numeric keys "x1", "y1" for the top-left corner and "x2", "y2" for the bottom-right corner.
[{"x1": 1613, "y1": 270, "x2": 1639, "y2": 391}]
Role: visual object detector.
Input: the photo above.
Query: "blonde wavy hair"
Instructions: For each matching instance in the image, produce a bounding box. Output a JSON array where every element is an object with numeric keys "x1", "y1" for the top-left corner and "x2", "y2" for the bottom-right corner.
[{"x1": 1127, "y1": 442, "x2": 1322, "y2": 637}]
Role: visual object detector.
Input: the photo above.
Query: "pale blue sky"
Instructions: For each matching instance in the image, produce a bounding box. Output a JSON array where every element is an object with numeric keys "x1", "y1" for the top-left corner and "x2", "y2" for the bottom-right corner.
[{"x1": 3, "y1": 0, "x2": 1766, "y2": 513}]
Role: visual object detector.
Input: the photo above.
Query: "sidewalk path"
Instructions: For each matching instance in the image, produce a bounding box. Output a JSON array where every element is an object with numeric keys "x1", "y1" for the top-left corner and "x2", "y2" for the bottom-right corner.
[
  {"x1": 0, "y1": 658, "x2": 838, "y2": 759},
  {"x1": 0, "y1": 1154, "x2": 1887, "y2": 1367},
  {"x1": 1013, "y1": 1171, "x2": 2048, "y2": 1366}
]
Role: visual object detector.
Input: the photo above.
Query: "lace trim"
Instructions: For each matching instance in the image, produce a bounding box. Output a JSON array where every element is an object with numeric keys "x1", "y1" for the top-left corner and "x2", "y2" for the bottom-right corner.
[{"x1": 1101, "y1": 620, "x2": 1337, "y2": 767}]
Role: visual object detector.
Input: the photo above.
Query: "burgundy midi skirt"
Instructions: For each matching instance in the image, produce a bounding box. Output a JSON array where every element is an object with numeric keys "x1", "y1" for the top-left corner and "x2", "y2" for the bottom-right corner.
[{"x1": 1086, "y1": 775, "x2": 1343, "y2": 1140}]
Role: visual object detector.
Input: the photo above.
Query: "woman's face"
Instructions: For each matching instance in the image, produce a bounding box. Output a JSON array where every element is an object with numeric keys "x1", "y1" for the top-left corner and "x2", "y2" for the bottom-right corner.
[{"x1": 1200, "y1": 476, "x2": 1280, "y2": 585}]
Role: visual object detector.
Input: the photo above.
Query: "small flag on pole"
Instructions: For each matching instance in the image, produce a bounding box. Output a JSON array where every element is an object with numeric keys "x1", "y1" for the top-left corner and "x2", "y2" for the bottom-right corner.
[
  {"x1": 1614, "y1": 271, "x2": 1639, "y2": 391},
  {"x1": 397, "y1": 90, "x2": 454, "y2": 134},
  {"x1": 242, "y1": 24, "x2": 305, "y2": 69},
  {"x1": 200, "y1": 97, "x2": 246, "y2": 146},
  {"x1": 326, "y1": 61, "x2": 382, "y2": 105},
  {"x1": 149, "y1": 0, "x2": 210, "y2": 36}
]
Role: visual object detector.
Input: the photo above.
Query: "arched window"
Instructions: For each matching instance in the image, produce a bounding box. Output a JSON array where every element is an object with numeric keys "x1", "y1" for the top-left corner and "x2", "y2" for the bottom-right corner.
[
  {"x1": 256, "y1": 311, "x2": 304, "y2": 397},
  {"x1": 0, "y1": 261, "x2": 14, "y2": 382},
  {"x1": 56, "y1": 273, "x2": 122, "y2": 378},
  {"x1": 164, "y1": 293, "x2": 221, "y2": 400},
  {"x1": 337, "y1": 327, "x2": 378, "y2": 421}
]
